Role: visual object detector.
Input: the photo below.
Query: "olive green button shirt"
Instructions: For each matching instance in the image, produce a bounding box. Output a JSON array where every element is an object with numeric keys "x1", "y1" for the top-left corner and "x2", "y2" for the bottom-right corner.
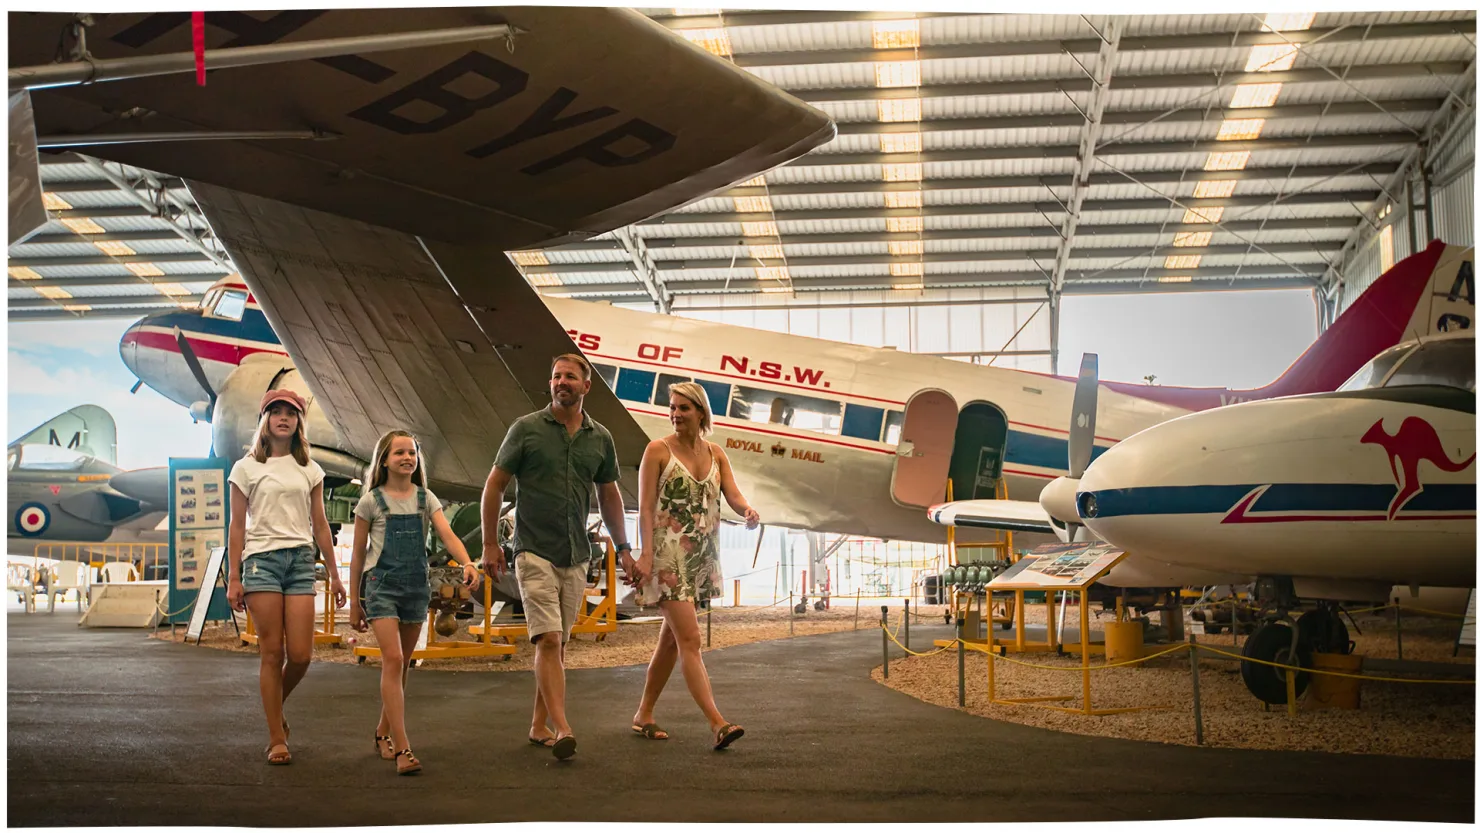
[{"x1": 495, "y1": 405, "x2": 620, "y2": 568}]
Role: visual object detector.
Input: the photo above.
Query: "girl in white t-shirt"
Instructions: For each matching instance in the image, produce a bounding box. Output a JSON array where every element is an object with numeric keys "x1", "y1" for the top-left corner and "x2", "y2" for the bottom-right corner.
[
  {"x1": 349, "y1": 429, "x2": 479, "y2": 775},
  {"x1": 226, "y1": 389, "x2": 347, "y2": 766}
]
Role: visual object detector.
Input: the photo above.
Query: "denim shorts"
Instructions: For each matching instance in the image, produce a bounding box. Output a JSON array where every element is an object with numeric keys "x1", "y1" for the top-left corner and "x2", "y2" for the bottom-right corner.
[
  {"x1": 362, "y1": 567, "x2": 431, "y2": 624},
  {"x1": 241, "y1": 545, "x2": 317, "y2": 596}
]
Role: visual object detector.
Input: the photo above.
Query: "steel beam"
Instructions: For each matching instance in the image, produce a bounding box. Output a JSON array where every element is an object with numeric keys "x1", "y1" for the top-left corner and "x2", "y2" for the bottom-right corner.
[
  {"x1": 555, "y1": 272, "x2": 1317, "y2": 296},
  {"x1": 9, "y1": 273, "x2": 224, "y2": 288},
  {"x1": 7, "y1": 252, "x2": 219, "y2": 267},
  {"x1": 16, "y1": 230, "x2": 183, "y2": 246},
  {"x1": 6, "y1": 292, "x2": 203, "y2": 309},
  {"x1": 612, "y1": 226, "x2": 672, "y2": 313},
  {"x1": 8, "y1": 303, "x2": 190, "y2": 321},
  {"x1": 76, "y1": 155, "x2": 237, "y2": 274}
]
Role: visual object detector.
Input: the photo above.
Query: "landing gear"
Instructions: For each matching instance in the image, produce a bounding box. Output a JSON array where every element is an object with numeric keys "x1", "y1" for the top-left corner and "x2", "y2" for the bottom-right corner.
[
  {"x1": 1296, "y1": 605, "x2": 1351, "y2": 655},
  {"x1": 1240, "y1": 621, "x2": 1311, "y2": 705}
]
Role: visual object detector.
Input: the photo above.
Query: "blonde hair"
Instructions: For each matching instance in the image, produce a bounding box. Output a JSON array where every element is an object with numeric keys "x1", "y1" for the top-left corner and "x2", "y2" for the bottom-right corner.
[
  {"x1": 550, "y1": 353, "x2": 592, "y2": 380},
  {"x1": 366, "y1": 430, "x2": 427, "y2": 491},
  {"x1": 249, "y1": 403, "x2": 311, "y2": 466},
  {"x1": 667, "y1": 382, "x2": 712, "y2": 435}
]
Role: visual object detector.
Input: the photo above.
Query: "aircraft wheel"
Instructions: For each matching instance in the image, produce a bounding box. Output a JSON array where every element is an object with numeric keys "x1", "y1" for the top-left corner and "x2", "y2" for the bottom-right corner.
[
  {"x1": 1297, "y1": 607, "x2": 1351, "y2": 654},
  {"x1": 1240, "y1": 622, "x2": 1311, "y2": 704},
  {"x1": 357, "y1": 655, "x2": 366, "y2": 665}
]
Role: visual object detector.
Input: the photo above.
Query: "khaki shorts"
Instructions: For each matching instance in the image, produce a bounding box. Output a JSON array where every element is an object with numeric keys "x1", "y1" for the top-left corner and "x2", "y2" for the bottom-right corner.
[{"x1": 515, "y1": 552, "x2": 588, "y2": 643}]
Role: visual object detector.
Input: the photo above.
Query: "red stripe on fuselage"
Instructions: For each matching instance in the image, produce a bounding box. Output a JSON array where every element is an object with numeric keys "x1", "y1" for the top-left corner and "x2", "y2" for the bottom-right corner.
[{"x1": 122, "y1": 329, "x2": 286, "y2": 365}]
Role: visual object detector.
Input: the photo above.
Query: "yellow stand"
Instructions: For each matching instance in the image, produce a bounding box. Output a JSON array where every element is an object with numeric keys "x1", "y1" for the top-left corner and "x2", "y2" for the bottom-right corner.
[
  {"x1": 241, "y1": 562, "x2": 343, "y2": 647},
  {"x1": 468, "y1": 538, "x2": 620, "y2": 644},
  {"x1": 355, "y1": 578, "x2": 515, "y2": 662}
]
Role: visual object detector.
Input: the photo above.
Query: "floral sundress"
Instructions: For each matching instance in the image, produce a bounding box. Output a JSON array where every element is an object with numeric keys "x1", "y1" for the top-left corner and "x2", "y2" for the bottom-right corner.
[{"x1": 650, "y1": 439, "x2": 723, "y2": 603}]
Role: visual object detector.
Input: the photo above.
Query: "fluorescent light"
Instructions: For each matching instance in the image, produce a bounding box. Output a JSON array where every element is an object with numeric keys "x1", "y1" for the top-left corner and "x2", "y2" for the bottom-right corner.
[
  {"x1": 742, "y1": 221, "x2": 779, "y2": 237},
  {"x1": 886, "y1": 216, "x2": 924, "y2": 233},
  {"x1": 125, "y1": 263, "x2": 164, "y2": 277},
  {"x1": 1262, "y1": 12, "x2": 1316, "y2": 31},
  {"x1": 885, "y1": 191, "x2": 923, "y2": 209},
  {"x1": 756, "y1": 266, "x2": 790, "y2": 281},
  {"x1": 875, "y1": 61, "x2": 921, "y2": 88},
  {"x1": 680, "y1": 28, "x2": 732, "y2": 58},
  {"x1": 889, "y1": 240, "x2": 924, "y2": 256},
  {"x1": 1158, "y1": 275, "x2": 1194, "y2": 284},
  {"x1": 872, "y1": 20, "x2": 920, "y2": 49},
  {"x1": 749, "y1": 244, "x2": 784, "y2": 260},
  {"x1": 1173, "y1": 231, "x2": 1213, "y2": 247},
  {"x1": 36, "y1": 285, "x2": 73, "y2": 299},
  {"x1": 61, "y1": 304, "x2": 93, "y2": 312},
  {"x1": 734, "y1": 195, "x2": 773, "y2": 213},
  {"x1": 761, "y1": 286, "x2": 792, "y2": 294},
  {"x1": 1217, "y1": 118, "x2": 1265, "y2": 141},
  {"x1": 42, "y1": 192, "x2": 72, "y2": 210},
  {"x1": 1193, "y1": 180, "x2": 1237, "y2": 199},
  {"x1": 155, "y1": 282, "x2": 193, "y2": 296},
  {"x1": 1245, "y1": 44, "x2": 1298, "y2": 72},
  {"x1": 878, "y1": 99, "x2": 922, "y2": 123},
  {"x1": 527, "y1": 274, "x2": 561, "y2": 287},
  {"x1": 1182, "y1": 206, "x2": 1225, "y2": 224},
  {"x1": 8, "y1": 266, "x2": 41, "y2": 280},
  {"x1": 1164, "y1": 255, "x2": 1203, "y2": 270},
  {"x1": 891, "y1": 282, "x2": 925, "y2": 291},
  {"x1": 60, "y1": 218, "x2": 106, "y2": 235},
  {"x1": 883, "y1": 163, "x2": 923, "y2": 182},
  {"x1": 1229, "y1": 82, "x2": 1282, "y2": 108},
  {"x1": 94, "y1": 240, "x2": 137, "y2": 257},
  {"x1": 1204, "y1": 151, "x2": 1251, "y2": 171},
  {"x1": 738, "y1": 175, "x2": 766, "y2": 187},
  {"x1": 512, "y1": 251, "x2": 549, "y2": 267},
  {"x1": 890, "y1": 262, "x2": 924, "y2": 277},
  {"x1": 879, "y1": 132, "x2": 922, "y2": 154}
]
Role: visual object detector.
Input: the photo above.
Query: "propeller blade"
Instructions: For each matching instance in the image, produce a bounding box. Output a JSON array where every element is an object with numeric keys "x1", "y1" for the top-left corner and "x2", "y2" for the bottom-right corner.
[
  {"x1": 173, "y1": 326, "x2": 217, "y2": 413},
  {"x1": 1068, "y1": 353, "x2": 1099, "y2": 479}
]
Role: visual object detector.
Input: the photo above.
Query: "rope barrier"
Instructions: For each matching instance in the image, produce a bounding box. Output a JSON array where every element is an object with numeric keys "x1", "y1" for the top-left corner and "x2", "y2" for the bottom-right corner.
[
  {"x1": 1343, "y1": 603, "x2": 1475, "y2": 620},
  {"x1": 880, "y1": 622, "x2": 958, "y2": 657},
  {"x1": 1194, "y1": 643, "x2": 1477, "y2": 686}
]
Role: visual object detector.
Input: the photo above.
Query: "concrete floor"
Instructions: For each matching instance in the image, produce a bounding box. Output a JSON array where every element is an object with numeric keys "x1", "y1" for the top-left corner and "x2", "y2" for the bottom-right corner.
[{"x1": 7, "y1": 613, "x2": 1473, "y2": 825}]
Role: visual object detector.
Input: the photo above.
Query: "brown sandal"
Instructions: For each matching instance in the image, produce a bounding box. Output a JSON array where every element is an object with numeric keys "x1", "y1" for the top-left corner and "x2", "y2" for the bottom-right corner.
[
  {"x1": 396, "y1": 748, "x2": 422, "y2": 775},
  {"x1": 267, "y1": 742, "x2": 292, "y2": 765},
  {"x1": 375, "y1": 734, "x2": 394, "y2": 760},
  {"x1": 264, "y1": 719, "x2": 290, "y2": 754}
]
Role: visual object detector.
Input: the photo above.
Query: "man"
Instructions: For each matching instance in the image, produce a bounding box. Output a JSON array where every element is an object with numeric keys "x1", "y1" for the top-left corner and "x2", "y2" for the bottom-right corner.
[{"x1": 481, "y1": 353, "x2": 637, "y2": 760}]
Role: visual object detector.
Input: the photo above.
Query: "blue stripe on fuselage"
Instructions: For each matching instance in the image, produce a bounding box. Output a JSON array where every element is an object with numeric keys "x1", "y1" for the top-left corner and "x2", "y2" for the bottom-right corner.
[
  {"x1": 1002, "y1": 429, "x2": 1108, "y2": 473},
  {"x1": 139, "y1": 309, "x2": 280, "y2": 346},
  {"x1": 1086, "y1": 483, "x2": 1476, "y2": 517}
]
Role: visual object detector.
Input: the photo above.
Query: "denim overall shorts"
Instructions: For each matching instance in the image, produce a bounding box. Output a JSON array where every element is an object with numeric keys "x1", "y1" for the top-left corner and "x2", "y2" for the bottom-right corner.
[{"x1": 361, "y1": 487, "x2": 431, "y2": 624}]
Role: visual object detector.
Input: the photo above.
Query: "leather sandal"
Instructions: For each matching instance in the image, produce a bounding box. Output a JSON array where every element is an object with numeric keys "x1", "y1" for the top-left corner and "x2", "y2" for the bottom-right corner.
[
  {"x1": 396, "y1": 748, "x2": 422, "y2": 775},
  {"x1": 266, "y1": 742, "x2": 292, "y2": 765},
  {"x1": 375, "y1": 734, "x2": 395, "y2": 760}
]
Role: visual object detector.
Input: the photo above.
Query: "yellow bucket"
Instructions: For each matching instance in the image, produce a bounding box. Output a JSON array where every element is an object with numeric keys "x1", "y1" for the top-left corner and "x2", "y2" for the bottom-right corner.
[
  {"x1": 1307, "y1": 652, "x2": 1364, "y2": 710},
  {"x1": 1103, "y1": 619, "x2": 1144, "y2": 663}
]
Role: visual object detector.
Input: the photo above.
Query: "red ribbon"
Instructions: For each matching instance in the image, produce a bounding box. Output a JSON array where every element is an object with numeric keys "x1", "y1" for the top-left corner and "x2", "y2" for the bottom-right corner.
[{"x1": 192, "y1": 11, "x2": 206, "y2": 85}]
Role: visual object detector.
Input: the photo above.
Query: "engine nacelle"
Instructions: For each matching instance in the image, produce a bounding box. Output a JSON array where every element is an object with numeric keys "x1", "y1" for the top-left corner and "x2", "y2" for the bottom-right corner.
[{"x1": 210, "y1": 356, "x2": 365, "y2": 480}]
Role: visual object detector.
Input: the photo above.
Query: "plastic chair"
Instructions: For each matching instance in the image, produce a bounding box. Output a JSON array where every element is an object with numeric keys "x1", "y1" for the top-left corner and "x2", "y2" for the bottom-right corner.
[
  {"x1": 99, "y1": 562, "x2": 139, "y2": 583},
  {"x1": 46, "y1": 561, "x2": 90, "y2": 613}
]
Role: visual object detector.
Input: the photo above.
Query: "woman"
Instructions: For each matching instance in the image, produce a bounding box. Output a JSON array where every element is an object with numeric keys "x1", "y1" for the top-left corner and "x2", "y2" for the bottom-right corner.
[
  {"x1": 629, "y1": 382, "x2": 759, "y2": 750},
  {"x1": 226, "y1": 390, "x2": 347, "y2": 765}
]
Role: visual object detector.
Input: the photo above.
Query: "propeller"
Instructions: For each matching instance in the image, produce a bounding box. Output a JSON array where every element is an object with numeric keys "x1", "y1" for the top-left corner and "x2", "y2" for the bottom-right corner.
[
  {"x1": 1038, "y1": 353, "x2": 1100, "y2": 543},
  {"x1": 174, "y1": 326, "x2": 217, "y2": 422}
]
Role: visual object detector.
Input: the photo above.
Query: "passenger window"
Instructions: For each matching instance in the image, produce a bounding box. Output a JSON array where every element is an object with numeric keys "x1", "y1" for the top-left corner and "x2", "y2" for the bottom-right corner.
[
  {"x1": 592, "y1": 363, "x2": 618, "y2": 390},
  {"x1": 212, "y1": 289, "x2": 247, "y2": 322},
  {"x1": 1383, "y1": 338, "x2": 1476, "y2": 392},
  {"x1": 883, "y1": 411, "x2": 905, "y2": 445},
  {"x1": 842, "y1": 404, "x2": 886, "y2": 442},
  {"x1": 615, "y1": 368, "x2": 656, "y2": 403},
  {"x1": 655, "y1": 373, "x2": 692, "y2": 405},
  {"x1": 730, "y1": 386, "x2": 841, "y2": 435},
  {"x1": 1338, "y1": 343, "x2": 1412, "y2": 392},
  {"x1": 697, "y1": 379, "x2": 732, "y2": 419}
]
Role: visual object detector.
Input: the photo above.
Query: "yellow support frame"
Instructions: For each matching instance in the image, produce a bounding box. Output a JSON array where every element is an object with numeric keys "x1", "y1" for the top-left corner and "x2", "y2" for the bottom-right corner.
[
  {"x1": 355, "y1": 577, "x2": 515, "y2": 662},
  {"x1": 468, "y1": 538, "x2": 620, "y2": 643},
  {"x1": 34, "y1": 541, "x2": 168, "y2": 577},
  {"x1": 241, "y1": 563, "x2": 344, "y2": 647}
]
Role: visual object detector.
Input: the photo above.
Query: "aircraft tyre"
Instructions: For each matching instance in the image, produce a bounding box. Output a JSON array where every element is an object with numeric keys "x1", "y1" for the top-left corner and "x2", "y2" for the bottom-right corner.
[
  {"x1": 1296, "y1": 607, "x2": 1352, "y2": 655},
  {"x1": 1240, "y1": 621, "x2": 1311, "y2": 705}
]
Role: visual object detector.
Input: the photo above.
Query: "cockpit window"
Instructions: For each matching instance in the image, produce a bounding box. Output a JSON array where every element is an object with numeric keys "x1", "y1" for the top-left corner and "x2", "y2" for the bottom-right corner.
[
  {"x1": 1383, "y1": 338, "x2": 1476, "y2": 392},
  {"x1": 209, "y1": 289, "x2": 247, "y2": 322},
  {"x1": 7, "y1": 448, "x2": 17, "y2": 471},
  {"x1": 14, "y1": 444, "x2": 88, "y2": 471},
  {"x1": 1337, "y1": 343, "x2": 1413, "y2": 392}
]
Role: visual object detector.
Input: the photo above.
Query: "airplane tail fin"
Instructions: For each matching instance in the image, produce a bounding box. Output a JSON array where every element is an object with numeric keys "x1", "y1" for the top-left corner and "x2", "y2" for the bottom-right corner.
[
  {"x1": 10, "y1": 404, "x2": 118, "y2": 465},
  {"x1": 1257, "y1": 240, "x2": 1474, "y2": 399}
]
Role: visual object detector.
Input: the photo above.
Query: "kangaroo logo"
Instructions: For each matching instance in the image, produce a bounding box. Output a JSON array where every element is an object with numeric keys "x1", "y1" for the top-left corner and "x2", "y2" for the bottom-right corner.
[{"x1": 1360, "y1": 416, "x2": 1475, "y2": 520}]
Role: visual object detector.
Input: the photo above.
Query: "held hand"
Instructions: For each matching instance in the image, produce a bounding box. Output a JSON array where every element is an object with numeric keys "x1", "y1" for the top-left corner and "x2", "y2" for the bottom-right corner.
[
  {"x1": 227, "y1": 579, "x2": 245, "y2": 612},
  {"x1": 350, "y1": 603, "x2": 368, "y2": 633},
  {"x1": 482, "y1": 542, "x2": 506, "y2": 581},
  {"x1": 632, "y1": 553, "x2": 654, "y2": 586},
  {"x1": 461, "y1": 563, "x2": 482, "y2": 590},
  {"x1": 331, "y1": 578, "x2": 348, "y2": 609},
  {"x1": 743, "y1": 506, "x2": 761, "y2": 529},
  {"x1": 619, "y1": 551, "x2": 639, "y2": 585}
]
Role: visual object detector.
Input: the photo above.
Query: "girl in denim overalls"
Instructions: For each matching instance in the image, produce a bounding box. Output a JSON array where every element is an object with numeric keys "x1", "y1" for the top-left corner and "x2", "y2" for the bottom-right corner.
[{"x1": 349, "y1": 430, "x2": 479, "y2": 775}]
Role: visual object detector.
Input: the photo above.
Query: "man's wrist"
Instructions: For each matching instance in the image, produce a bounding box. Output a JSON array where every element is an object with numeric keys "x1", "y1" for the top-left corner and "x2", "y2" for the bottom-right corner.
[{"x1": 615, "y1": 542, "x2": 631, "y2": 553}]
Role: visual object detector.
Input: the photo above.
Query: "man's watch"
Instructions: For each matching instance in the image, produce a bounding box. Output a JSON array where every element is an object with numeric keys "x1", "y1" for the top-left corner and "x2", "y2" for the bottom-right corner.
[{"x1": 615, "y1": 542, "x2": 632, "y2": 553}]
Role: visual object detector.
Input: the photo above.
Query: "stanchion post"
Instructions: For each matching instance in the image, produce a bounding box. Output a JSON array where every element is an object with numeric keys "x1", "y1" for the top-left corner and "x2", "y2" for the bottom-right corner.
[
  {"x1": 854, "y1": 590, "x2": 861, "y2": 631},
  {"x1": 904, "y1": 598, "x2": 911, "y2": 649},
  {"x1": 956, "y1": 618, "x2": 966, "y2": 708},
  {"x1": 1285, "y1": 664, "x2": 1297, "y2": 718},
  {"x1": 1188, "y1": 633, "x2": 1204, "y2": 745},
  {"x1": 789, "y1": 592, "x2": 795, "y2": 636},
  {"x1": 1230, "y1": 597, "x2": 1239, "y2": 648},
  {"x1": 1395, "y1": 598, "x2": 1403, "y2": 660},
  {"x1": 881, "y1": 605, "x2": 889, "y2": 679}
]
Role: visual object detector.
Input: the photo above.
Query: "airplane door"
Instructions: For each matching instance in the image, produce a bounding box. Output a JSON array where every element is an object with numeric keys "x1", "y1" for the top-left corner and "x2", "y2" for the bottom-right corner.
[
  {"x1": 949, "y1": 402, "x2": 1009, "y2": 501},
  {"x1": 891, "y1": 389, "x2": 958, "y2": 508}
]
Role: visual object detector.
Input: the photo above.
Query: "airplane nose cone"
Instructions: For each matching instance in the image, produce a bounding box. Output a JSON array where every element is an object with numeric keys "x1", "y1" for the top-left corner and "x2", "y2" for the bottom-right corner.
[{"x1": 119, "y1": 314, "x2": 154, "y2": 379}]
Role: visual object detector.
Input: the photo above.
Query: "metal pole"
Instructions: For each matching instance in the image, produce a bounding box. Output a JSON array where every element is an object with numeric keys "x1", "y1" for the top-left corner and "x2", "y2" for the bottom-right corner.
[
  {"x1": 881, "y1": 605, "x2": 889, "y2": 679},
  {"x1": 789, "y1": 592, "x2": 794, "y2": 636},
  {"x1": 1188, "y1": 633, "x2": 1204, "y2": 745},
  {"x1": 11, "y1": 23, "x2": 523, "y2": 90},
  {"x1": 1395, "y1": 598, "x2": 1403, "y2": 660},
  {"x1": 854, "y1": 589, "x2": 861, "y2": 631},
  {"x1": 957, "y1": 618, "x2": 966, "y2": 708},
  {"x1": 904, "y1": 598, "x2": 911, "y2": 649},
  {"x1": 1230, "y1": 597, "x2": 1239, "y2": 647}
]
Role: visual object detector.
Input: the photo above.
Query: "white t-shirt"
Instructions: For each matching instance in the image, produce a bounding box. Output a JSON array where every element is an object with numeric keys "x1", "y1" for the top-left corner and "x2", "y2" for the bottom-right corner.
[
  {"x1": 228, "y1": 454, "x2": 326, "y2": 557},
  {"x1": 353, "y1": 486, "x2": 443, "y2": 572}
]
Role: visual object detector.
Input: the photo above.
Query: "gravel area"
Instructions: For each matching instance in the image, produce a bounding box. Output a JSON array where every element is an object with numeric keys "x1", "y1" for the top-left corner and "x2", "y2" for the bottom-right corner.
[{"x1": 874, "y1": 607, "x2": 1476, "y2": 759}]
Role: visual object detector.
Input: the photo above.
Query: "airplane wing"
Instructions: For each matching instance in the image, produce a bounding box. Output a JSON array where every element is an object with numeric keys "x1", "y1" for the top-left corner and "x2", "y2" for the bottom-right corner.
[
  {"x1": 11, "y1": 405, "x2": 118, "y2": 465},
  {"x1": 13, "y1": 7, "x2": 835, "y2": 250},
  {"x1": 926, "y1": 500, "x2": 1060, "y2": 535},
  {"x1": 187, "y1": 183, "x2": 650, "y2": 503}
]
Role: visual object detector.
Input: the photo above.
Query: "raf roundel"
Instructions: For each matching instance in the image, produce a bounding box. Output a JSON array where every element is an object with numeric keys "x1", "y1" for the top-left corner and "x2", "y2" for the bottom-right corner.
[{"x1": 15, "y1": 503, "x2": 51, "y2": 537}]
